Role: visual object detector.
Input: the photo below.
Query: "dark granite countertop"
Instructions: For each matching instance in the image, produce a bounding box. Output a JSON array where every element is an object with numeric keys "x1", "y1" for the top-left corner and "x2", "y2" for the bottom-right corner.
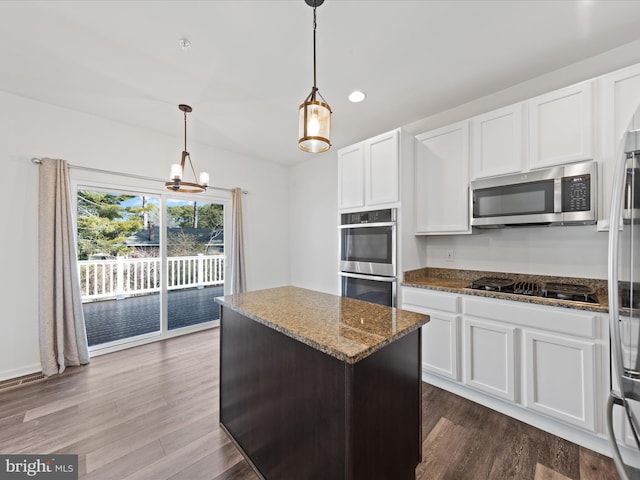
[
  {"x1": 215, "y1": 286, "x2": 430, "y2": 364},
  {"x1": 402, "y1": 268, "x2": 609, "y2": 314}
]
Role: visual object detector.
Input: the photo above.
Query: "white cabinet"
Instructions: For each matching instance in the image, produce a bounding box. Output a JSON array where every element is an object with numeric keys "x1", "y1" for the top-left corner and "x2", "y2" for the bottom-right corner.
[
  {"x1": 470, "y1": 82, "x2": 593, "y2": 179},
  {"x1": 463, "y1": 317, "x2": 517, "y2": 401},
  {"x1": 599, "y1": 64, "x2": 640, "y2": 230},
  {"x1": 402, "y1": 288, "x2": 460, "y2": 380},
  {"x1": 403, "y1": 287, "x2": 608, "y2": 437},
  {"x1": 366, "y1": 130, "x2": 399, "y2": 207},
  {"x1": 338, "y1": 129, "x2": 399, "y2": 211},
  {"x1": 462, "y1": 296, "x2": 604, "y2": 431},
  {"x1": 414, "y1": 121, "x2": 471, "y2": 235},
  {"x1": 528, "y1": 82, "x2": 594, "y2": 169},
  {"x1": 524, "y1": 331, "x2": 596, "y2": 430},
  {"x1": 337, "y1": 143, "x2": 364, "y2": 210},
  {"x1": 471, "y1": 104, "x2": 524, "y2": 179}
]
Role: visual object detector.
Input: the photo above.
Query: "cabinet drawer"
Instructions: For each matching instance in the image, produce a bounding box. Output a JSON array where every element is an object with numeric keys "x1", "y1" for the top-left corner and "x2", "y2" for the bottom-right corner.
[
  {"x1": 402, "y1": 288, "x2": 459, "y2": 313},
  {"x1": 462, "y1": 296, "x2": 597, "y2": 339}
]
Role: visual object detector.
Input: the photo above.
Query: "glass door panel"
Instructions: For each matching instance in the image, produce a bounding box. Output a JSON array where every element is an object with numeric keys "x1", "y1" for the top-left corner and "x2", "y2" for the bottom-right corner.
[
  {"x1": 77, "y1": 190, "x2": 161, "y2": 347},
  {"x1": 166, "y1": 199, "x2": 224, "y2": 330}
]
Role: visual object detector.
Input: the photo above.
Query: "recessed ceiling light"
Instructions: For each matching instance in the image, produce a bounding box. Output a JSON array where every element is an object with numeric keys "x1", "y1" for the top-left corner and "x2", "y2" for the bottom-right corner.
[
  {"x1": 348, "y1": 90, "x2": 366, "y2": 103},
  {"x1": 178, "y1": 38, "x2": 191, "y2": 49}
]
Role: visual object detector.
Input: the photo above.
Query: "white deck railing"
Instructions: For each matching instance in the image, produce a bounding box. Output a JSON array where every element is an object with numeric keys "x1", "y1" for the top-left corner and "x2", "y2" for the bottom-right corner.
[{"x1": 77, "y1": 254, "x2": 224, "y2": 302}]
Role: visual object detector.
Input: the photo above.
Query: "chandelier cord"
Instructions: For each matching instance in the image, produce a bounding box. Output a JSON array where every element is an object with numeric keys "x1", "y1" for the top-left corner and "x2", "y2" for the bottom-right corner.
[
  {"x1": 183, "y1": 109, "x2": 198, "y2": 182},
  {"x1": 184, "y1": 110, "x2": 188, "y2": 152}
]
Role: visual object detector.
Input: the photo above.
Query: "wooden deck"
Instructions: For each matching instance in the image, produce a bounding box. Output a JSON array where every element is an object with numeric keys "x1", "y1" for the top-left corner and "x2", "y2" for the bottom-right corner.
[{"x1": 82, "y1": 286, "x2": 224, "y2": 346}]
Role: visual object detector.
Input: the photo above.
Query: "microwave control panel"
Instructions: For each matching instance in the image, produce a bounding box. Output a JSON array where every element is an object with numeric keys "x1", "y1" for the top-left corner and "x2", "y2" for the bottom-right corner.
[{"x1": 562, "y1": 174, "x2": 591, "y2": 212}]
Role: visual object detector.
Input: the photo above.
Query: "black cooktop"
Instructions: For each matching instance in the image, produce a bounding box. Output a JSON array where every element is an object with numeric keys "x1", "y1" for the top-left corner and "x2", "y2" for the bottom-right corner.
[{"x1": 469, "y1": 276, "x2": 598, "y2": 304}]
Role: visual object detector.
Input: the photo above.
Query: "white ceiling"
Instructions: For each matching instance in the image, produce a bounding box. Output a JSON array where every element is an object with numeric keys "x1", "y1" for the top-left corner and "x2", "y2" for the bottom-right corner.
[{"x1": 3, "y1": 0, "x2": 640, "y2": 165}]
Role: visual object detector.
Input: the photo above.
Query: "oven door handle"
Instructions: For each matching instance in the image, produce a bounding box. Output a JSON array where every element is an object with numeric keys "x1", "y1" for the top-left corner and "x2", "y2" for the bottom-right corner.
[
  {"x1": 339, "y1": 221, "x2": 396, "y2": 229},
  {"x1": 339, "y1": 272, "x2": 396, "y2": 282}
]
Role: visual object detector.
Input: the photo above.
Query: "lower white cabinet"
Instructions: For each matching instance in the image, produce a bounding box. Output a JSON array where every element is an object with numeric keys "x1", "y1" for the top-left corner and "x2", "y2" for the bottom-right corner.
[
  {"x1": 423, "y1": 313, "x2": 460, "y2": 380},
  {"x1": 524, "y1": 330, "x2": 596, "y2": 430},
  {"x1": 402, "y1": 288, "x2": 460, "y2": 380},
  {"x1": 463, "y1": 318, "x2": 517, "y2": 402},
  {"x1": 401, "y1": 286, "x2": 607, "y2": 437}
]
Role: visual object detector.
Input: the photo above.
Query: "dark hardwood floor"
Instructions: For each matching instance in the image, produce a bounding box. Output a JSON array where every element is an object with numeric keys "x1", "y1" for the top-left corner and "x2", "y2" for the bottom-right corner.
[{"x1": 0, "y1": 328, "x2": 619, "y2": 479}]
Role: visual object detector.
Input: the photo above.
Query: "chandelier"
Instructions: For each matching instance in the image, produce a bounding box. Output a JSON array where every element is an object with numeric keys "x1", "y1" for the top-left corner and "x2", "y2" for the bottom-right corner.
[
  {"x1": 166, "y1": 104, "x2": 209, "y2": 193},
  {"x1": 298, "y1": 0, "x2": 332, "y2": 153}
]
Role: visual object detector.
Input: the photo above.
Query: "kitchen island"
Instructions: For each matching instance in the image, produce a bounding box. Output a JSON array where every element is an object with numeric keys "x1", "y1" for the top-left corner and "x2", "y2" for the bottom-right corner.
[{"x1": 215, "y1": 286, "x2": 430, "y2": 480}]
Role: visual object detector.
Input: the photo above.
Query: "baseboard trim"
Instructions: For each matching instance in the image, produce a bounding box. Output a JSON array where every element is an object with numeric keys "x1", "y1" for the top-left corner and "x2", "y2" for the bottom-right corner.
[{"x1": 0, "y1": 364, "x2": 42, "y2": 383}]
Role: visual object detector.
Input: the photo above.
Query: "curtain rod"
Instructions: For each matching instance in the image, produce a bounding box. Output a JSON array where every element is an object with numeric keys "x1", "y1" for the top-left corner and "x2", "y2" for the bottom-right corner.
[{"x1": 31, "y1": 158, "x2": 247, "y2": 194}]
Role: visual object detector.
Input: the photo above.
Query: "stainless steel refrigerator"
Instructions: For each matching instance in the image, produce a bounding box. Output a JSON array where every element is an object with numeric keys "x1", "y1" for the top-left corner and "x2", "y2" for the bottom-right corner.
[{"x1": 607, "y1": 127, "x2": 640, "y2": 480}]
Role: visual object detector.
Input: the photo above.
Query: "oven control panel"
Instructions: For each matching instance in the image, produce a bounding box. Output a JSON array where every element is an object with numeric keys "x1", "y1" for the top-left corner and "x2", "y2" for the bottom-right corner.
[{"x1": 341, "y1": 208, "x2": 395, "y2": 225}]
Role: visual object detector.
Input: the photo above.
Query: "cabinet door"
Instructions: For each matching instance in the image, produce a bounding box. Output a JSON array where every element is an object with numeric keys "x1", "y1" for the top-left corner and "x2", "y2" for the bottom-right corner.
[
  {"x1": 338, "y1": 143, "x2": 365, "y2": 210},
  {"x1": 524, "y1": 331, "x2": 595, "y2": 430},
  {"x1": 365, "y1": 130, "x2": 399, "y2": 207},
  {"x1": 528, "y1": 82, "x2": 593, "y2": 169},
  {"x1": 599, "y1": 64, "x2": 640, "y2": 230},
  {"x1": 422, "y1": 313, "x2": 460, "y2": 380},
  {"x1": 415, "y1": 121, "x2": 471, "y2": 234},
  {"x1": 463, "y1": 318, "x2": 517, "y2": 401},
  {"x1": 471, "y1": 104, "x2": 523, "y2": 179},
  {"x1": 402, "y1": 288, "x2": 460, "y2": 380}
]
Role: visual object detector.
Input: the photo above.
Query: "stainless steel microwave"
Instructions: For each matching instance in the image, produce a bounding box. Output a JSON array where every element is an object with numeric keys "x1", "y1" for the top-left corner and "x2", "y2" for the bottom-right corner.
[{"x1": 470, "y1": 161, "x2": 596, "y2": 227}]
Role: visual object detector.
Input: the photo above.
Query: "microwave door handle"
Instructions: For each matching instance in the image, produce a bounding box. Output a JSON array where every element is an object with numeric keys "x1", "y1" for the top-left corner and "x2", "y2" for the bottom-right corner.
[{"x1": 554, "y1": 178, "x2": 562, "y2": 213}]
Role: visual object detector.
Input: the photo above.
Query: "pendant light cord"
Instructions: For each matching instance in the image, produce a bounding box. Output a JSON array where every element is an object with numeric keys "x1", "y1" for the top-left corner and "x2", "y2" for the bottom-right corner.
[{"x1": 312, "y1": 3, "x2": 317, "y2": 92}]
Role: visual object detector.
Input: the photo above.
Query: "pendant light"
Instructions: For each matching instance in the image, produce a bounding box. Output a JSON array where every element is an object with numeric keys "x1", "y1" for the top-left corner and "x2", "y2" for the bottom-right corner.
[
  {"x1": 165, "y1": 104, "x2": 209, "y2": 193},
  {"x1": 298, "y1": 0, "x2": 332, "y2": 153}
]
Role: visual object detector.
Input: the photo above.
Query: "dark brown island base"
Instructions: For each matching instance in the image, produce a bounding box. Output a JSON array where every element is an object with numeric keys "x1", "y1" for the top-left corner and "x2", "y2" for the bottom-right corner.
[{"x1": 215, "y1": 286, "x2": 430, "y2": 480}]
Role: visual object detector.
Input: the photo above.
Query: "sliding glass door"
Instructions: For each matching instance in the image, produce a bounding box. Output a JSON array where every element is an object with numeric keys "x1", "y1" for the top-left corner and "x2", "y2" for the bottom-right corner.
[
  {"x1": 166, "y1": 199, "x2": 224, "y2": 330},
  {"x1": 77, "y1": 190, "x2": 161, "y2": 347},
  {"x1": 76, "y1": 187, "x2": 225, "y2": 351}
]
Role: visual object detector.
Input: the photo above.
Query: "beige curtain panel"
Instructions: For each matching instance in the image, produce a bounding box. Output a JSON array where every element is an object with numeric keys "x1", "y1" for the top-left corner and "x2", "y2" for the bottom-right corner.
[
  {"x1": 38, "y1": 158, "x2": 89, "y2": 376},
  {"x1": 230, "y1": 187, "x2": 247, "y2": 294}
]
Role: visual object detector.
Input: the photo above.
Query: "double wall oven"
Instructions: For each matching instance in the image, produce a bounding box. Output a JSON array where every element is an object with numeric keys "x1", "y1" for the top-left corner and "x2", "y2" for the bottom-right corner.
[{"x1": 339, "y1": 208, "x2": 397, "y2": 307}]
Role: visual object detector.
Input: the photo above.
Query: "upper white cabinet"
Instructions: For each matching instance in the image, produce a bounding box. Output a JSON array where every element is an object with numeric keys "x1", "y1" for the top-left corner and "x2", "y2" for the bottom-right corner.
[
  {"x1": 471, "y1": 104, "x2": 524, "y2": 179},
  {"x1": 338, "y1": 129, "x2": 399, "y2": 211},
  {"x1": 528, "y1": 82, "x2": 594, "y2": 169},
  {"x1": 470, "y1": 82, "x2": 594, "y2": 179},
  {"x1": 337, "y1": 143, "x2": 365, "y2": 210},
  {"x1": 599, "y1": 64, "x2": 640, "y2": 230},
  {"x1": 415, "y1": 121, "x2": 471, "y2": 235}
]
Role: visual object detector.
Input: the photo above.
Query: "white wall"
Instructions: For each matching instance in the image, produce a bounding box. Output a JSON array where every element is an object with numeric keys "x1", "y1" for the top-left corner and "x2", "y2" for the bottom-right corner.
[
  {"x1": 288, "y1": 154, "x2": 339, "y2": 295},
  {"x1": 424, "y1": 226, "x2": 609, "y2": 279},
  {"x1": 0, "y1": 91, "x2": 290, "y2": 381}
]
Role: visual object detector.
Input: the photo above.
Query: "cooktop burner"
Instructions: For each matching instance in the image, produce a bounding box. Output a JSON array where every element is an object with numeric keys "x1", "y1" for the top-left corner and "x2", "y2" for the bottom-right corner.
[
  {"x1": 541, "y1": 282, "x2": 598, "y2": 303},
  {"x1": 469, "y1": 277, "x2": 514, "y2": 292},
  {"x1": 469, "y1": 277, "x2": 599, "y2": 304}
]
